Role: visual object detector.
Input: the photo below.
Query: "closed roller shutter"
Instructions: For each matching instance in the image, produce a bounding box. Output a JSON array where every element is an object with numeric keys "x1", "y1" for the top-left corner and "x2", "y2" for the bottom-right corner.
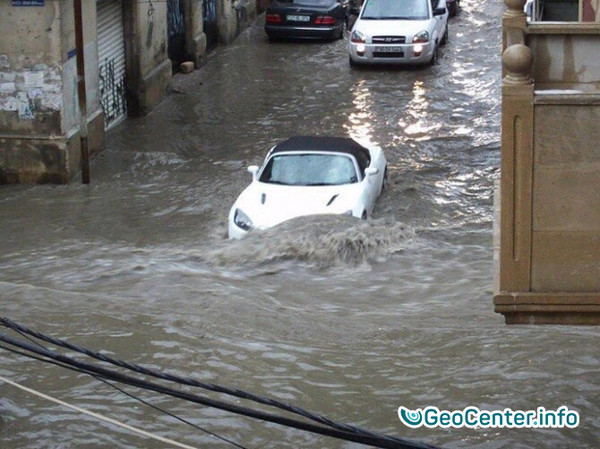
[{"x1": 97, "y1": 0, "x2": 127, "y2": 129}]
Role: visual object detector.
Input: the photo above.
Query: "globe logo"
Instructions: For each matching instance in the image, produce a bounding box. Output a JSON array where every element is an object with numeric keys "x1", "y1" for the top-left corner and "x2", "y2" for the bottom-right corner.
[{"x1": 397, "y1": 406, "x2": 424, "y2": 428}]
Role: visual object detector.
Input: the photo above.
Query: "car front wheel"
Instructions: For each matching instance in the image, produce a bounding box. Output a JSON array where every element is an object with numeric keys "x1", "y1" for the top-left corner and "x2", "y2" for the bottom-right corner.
[
  {"x1": 381, "y1": 166, "x2": 388, "y2": 192},
  {"x1": 428, "y1": 45, "x2": 438, "y2": 66}
]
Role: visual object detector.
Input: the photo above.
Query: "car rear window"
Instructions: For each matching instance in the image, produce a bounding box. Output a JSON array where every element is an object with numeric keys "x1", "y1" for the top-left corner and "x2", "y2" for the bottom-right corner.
[{"x1": 361, "y1": 0, "x2": 429, "y2": 20}]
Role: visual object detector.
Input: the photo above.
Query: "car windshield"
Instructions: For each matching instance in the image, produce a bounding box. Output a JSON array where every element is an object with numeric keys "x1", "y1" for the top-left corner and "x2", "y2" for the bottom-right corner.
[
  {"x1": 259, "y1": 153, "x2": 359, "y2": 186},
  {"x1": 361, "y1": 0, "x2": 429, "y2": 20}
]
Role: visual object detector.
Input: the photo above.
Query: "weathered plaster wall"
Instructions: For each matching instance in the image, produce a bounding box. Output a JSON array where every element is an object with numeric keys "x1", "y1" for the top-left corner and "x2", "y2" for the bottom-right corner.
[
  {"x1": 59, "y1": 0, "x2": 101, "y2": 136},
  {"x1": 125, "y1": 2, "x2": 172, "y2": 115},
  {"x1": 188, "y1": 0, "x2": 208, "y2": 66},
  {"x1": 137, "y1": 2, "x2": 170, "y2": 74},
  {"x1": 0, "y1": 1, "x2": 104, "y2": 183},
  {"x1": 0, "y1": 2, "x2": 63, "y2": 135},
  {"x1": 219, "y1": 0, "x2": 256, "y2": 44}
]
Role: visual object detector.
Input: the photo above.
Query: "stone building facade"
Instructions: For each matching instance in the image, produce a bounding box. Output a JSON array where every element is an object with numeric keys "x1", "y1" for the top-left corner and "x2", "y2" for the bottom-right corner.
[
  {"x1": 494, "y1": 0, "x2": 600, "y2": 324},
  {"x1": 0, "y1": 0, "x2": 255, "y2": 184}
]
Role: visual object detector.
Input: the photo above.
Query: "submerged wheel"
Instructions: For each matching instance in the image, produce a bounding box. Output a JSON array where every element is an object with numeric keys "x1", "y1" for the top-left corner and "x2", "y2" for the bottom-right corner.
[
  {"x1": 361, "y1": 211, "x2": 367, "y2": 220},
  {"x1": 336, "y1": 22, "x2": 345, "y2": 40},
  {"x1": 441, "y1": 24, "x2": 449, "y2": 46},
  {"x1": 381, "y1": 166, "x2": 388, "y2": 192},
  {"x1": 429, "y1": 45, "x2": 438, "y2": 66},
  {"x1": 448, "y1": 1, "x2": 458, "y2": 17}
]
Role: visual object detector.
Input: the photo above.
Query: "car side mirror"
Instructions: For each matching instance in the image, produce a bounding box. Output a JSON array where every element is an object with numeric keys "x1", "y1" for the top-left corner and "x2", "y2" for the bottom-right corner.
[
  {"x1": 433, "y1": 6, "x2": 446, "y2": 16},
  {"x1": 247, "y1": 165, "x2": 259, "y2": 179},
  {"x1": 365, "y1": 167, "x2": 379, "y2": 176}
]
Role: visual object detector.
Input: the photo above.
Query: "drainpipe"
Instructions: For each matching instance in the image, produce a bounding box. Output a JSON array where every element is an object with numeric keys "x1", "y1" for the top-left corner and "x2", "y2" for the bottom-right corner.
[{"x1": 74, "y1": 0, "x2": 90, "y2": 184}]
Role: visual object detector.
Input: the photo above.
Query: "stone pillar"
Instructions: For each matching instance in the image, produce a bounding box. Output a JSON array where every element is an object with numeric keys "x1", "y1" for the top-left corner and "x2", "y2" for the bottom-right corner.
[
  {"x1": 499, "y1": 43, "x2": 534, "y2": 293},
  {"x1": 187, "y1": 0, "x2": 208, "y2": 67},
  {"x1": 123, "y1": 2, "x2": 172, "y2": 116},
  {"x1": 219, "y1": 0, "x2": 256, "y2": 44},
  {"x1": 495, "y1": 0, "x2": 535, "y2": 322}
]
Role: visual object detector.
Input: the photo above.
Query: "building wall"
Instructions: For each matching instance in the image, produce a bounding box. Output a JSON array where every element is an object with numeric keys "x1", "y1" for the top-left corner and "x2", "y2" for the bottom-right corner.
[
  {"x1": 0, "y1": 0, "x2": 256, "y2": 184},
  {"x1": 529, "y1": 31, "x2": 600, "y2": 292},
  {"x1": 527, "y1": 30, "x2": 600, "y2": 294},
  {"x1": 0, "y1": 1, "x2": 103, "y2": 183},
  {"x1": 529, "y1": 33, "x2": 600, "y2": 87},
  {"x1": 219, "y1": 0, "x2": 256, "y2": 44},
  {"x1": 0, "y1": 4, "x2": 63, "y2": 137},
  {"x1": 581, "y1": 0, "x2": 600, "y2": 20},
  {"x1": 532, "y1": 103, "x2": 600, "y2": 292},
  {"x1": 188, "y1": 1, "x2": 207, "y2": 65},
  {"x1": 125, "y1": 1, "x2": 172, "y2": 116},
  {"x1": 495, "y1": 3, "x2": 600, "y2": 324}
]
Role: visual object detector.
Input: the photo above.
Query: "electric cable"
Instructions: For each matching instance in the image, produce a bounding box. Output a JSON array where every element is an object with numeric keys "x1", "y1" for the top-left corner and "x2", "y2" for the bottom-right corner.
[
  {"x1": 0, "y1": 373, "x2": 198, "y2": 449},
  {"x1": 101, "y1": 377, "x2": 251, "y2": 449},
  {"x1": 0, "y1": 316, "x2": 401, "y2": 438},
  {"x1": 2, "y1": 327, "x2": 250, "y2": 449},
  {"x1": 0, "y1": 330, "x2": 441, "y2": 449}
]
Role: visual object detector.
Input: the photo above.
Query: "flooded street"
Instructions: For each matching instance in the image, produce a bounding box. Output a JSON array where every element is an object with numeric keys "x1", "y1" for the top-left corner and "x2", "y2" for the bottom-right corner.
[{"x1": 1, "y1": 1, "x2": 599, "y2": 448}]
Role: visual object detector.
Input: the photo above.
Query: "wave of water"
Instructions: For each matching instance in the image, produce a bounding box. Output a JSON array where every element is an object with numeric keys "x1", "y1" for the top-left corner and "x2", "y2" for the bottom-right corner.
[{"x1": 203, "y1": 215, "x2": 417, "y2": 267}]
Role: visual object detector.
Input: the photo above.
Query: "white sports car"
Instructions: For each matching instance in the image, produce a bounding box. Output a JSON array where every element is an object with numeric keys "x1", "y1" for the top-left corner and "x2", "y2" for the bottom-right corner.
[{"x1": 228, "y1": 136, "x2": 387, "y2": 239}]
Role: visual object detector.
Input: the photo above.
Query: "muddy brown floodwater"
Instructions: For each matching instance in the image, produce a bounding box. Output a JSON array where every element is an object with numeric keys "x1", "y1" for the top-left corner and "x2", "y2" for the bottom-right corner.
[{"x1": 1, "y1": 2, "x2": 599, "y2": 448}]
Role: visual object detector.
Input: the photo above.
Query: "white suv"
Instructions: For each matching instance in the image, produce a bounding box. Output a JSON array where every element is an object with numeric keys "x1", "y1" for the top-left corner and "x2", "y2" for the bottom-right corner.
[{"x1": 349, "y1": 0, "x2": 449, "y2": 66}]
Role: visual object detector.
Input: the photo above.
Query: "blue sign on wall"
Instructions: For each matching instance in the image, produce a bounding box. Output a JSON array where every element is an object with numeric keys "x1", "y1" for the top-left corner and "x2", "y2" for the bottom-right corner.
[{"x1": 12, "y1": 0, "x2": 45, "y2": 6}]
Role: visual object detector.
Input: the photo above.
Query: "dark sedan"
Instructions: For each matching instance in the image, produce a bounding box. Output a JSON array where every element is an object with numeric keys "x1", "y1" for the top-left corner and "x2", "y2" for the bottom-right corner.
[{"x1": 265, "y1": 0, "x2": 348, "y2": 41}]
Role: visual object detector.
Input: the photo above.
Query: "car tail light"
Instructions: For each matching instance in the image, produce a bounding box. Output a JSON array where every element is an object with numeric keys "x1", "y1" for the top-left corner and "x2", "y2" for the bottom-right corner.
[
  {"x1": 315, "y1": 15, "x2": 336, "y2": 25},
  {"x1": 266, "y1": 14, "x2": 283, "y2": 24}
]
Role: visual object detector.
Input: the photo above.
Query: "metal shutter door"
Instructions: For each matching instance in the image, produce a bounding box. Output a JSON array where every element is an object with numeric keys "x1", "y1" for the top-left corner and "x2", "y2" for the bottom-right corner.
[{"x1": 97, "y1": 0, "x2": 127, "y2": 129}]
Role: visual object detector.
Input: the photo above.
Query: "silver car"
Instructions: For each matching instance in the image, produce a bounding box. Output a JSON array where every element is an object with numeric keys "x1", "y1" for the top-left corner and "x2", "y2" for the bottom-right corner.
[{"x1": 349, "y1": 0, "x2": 449, "y2": 66}]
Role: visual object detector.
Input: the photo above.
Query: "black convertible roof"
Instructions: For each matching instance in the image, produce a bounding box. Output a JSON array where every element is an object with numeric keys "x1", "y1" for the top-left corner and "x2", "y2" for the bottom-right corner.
[{"x1": 271, "y1": 136, "x2": 370, "y2": 160}]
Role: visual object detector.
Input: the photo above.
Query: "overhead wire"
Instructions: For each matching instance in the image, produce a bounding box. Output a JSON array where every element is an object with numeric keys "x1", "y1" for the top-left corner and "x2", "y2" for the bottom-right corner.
[
  {"x1": 0, "y1": 318, "x2": 442, "y2": 449},
  {"x1": 0, "y1": 373, "x2": 199, "y2": 449},
  {"x1": 0, "y1": 317, "x2": 398, "y2": 439},
  {"x1": 1, "y1": 326, "x2": 249, "y2": 449}
]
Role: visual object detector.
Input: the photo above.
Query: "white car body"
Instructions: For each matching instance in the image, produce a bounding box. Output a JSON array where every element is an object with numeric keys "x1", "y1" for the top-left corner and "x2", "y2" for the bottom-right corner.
[
  {"x1": 349, "y1": 0, "x2": 449, "y2": 66},
  {"x1": 228, "y1": 137, "x2": 387, "y2": 239}
]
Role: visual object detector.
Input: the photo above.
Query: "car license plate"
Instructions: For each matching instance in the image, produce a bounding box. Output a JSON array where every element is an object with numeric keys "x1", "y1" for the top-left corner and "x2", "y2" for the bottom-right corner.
[
  {"x1": 374, "y1": 46, "x2": 403, "y2": 53},
  {"x1": 287, "y1": 15, "x2": 310, "y2": 22}
]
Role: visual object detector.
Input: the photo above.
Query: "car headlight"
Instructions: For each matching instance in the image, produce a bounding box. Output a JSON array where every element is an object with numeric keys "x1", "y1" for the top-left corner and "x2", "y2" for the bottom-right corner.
[
  {"x1": 351, "y1": 30, "x2": 366, "y2": 44},
  {"x1": 234, "y1": 208, "x2": 253, "y2": 231},
  {"x1": 412, "y1": 31, "x2": 429, "y2": 44}
]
